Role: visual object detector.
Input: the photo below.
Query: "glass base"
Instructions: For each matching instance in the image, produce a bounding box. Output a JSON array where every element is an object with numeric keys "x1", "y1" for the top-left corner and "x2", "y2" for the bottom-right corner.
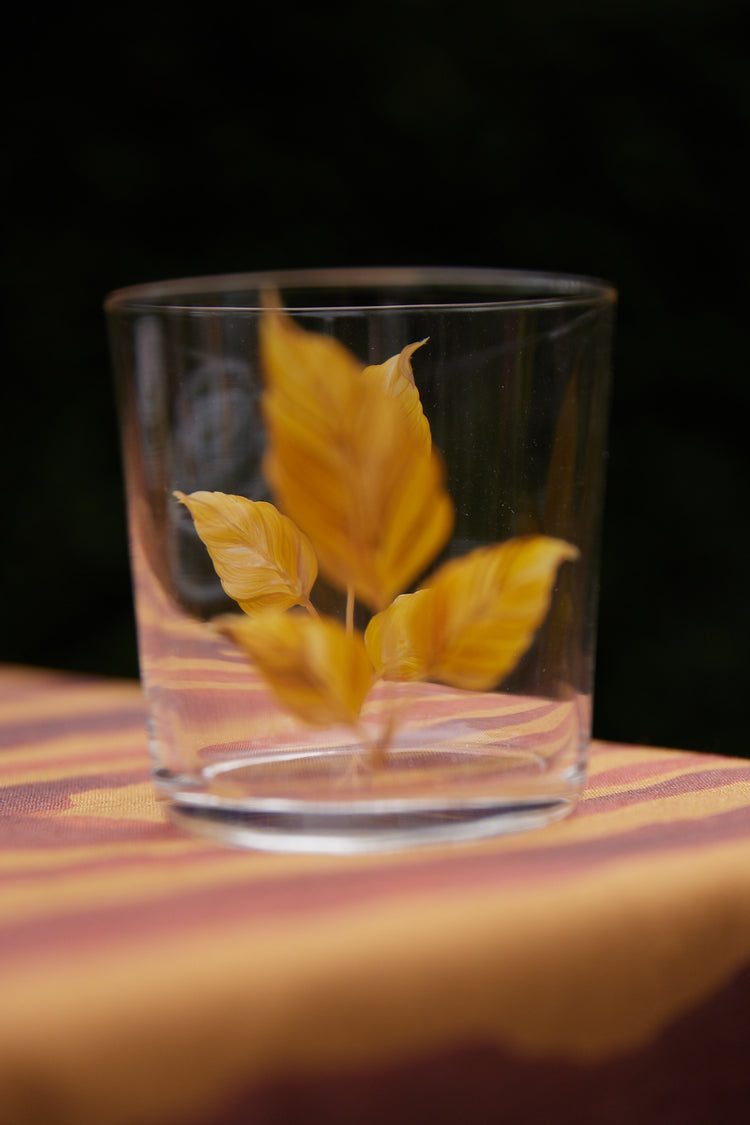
[{"x1": 155, "y1": 744, "x2": 582, "y2": 854}]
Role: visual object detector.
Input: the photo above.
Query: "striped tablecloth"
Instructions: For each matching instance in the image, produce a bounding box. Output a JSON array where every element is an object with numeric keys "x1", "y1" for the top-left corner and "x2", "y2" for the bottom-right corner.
[{"x1": 2, "y1": 664, "x2": 750, "y2": 1125}]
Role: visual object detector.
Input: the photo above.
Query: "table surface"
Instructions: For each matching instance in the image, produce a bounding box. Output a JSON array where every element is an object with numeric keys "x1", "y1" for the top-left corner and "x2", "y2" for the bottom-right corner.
[{"x1": 2, "y1": 664, "x2": 750, "y2": 1125}]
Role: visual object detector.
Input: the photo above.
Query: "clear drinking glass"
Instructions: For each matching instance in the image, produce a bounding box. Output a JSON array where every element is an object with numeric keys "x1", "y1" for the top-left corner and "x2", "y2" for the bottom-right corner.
[{"x1": 106, "y1": 267, "x2": 615, "y2": 853}]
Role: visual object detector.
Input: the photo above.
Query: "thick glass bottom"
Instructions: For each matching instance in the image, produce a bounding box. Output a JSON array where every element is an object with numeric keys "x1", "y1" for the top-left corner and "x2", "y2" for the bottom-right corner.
[{"x1": 155, "y1": 743, "x2": 583, "y2": 854}]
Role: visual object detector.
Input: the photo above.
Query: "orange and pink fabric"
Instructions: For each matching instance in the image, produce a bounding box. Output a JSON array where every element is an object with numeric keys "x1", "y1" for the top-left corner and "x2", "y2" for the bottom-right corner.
[{"x1": 2, "y1": 663, "x2": 750, "y2": 1124}]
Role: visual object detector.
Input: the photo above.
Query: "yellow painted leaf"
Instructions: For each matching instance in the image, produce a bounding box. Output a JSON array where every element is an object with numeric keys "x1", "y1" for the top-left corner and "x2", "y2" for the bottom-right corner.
[
  {"x1": 260, "y1": 309, "x2": 454, "y2": 611},
  {"x1": 365, "y1": 537, "x2": 579, "y2": 690},
  {"x1": 175, "y1": 490, "x2": 317, "y2": 613},
  {"x1": 361, "y1": 339, "x2": 431, "y2": 452},
  {"x1": 217, "y1": 611, "x2": 374, "y2": 728},
  {"x1": 259, "y1": 300, "x2": 364, "y2": 432},
  {"x1": 364, "y1": 589, "x2": 434, "y2": 682}
]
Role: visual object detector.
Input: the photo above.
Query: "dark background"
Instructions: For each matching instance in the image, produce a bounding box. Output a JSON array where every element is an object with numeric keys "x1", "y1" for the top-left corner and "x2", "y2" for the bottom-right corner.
[{"x1": 4, "y1": 0, "x2": 748, "y2": 755}]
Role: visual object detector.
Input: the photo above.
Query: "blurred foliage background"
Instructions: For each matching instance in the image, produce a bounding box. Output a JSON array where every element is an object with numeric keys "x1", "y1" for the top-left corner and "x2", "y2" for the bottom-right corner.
[{"x1": 3, "y1": 0, "x2": 748, "y2": 755}]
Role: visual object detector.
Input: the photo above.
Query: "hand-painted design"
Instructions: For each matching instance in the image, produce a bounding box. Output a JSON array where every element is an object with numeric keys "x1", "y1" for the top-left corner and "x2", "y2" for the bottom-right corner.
[{"x1": 177, "y1": 301, "x2": 577, "y2": 765}]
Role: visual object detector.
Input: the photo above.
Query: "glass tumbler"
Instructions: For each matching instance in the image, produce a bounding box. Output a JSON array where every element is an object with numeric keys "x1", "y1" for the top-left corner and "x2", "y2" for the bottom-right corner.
[{"x1": 106, "y1": 267, "x2": 615, "y2": 853}]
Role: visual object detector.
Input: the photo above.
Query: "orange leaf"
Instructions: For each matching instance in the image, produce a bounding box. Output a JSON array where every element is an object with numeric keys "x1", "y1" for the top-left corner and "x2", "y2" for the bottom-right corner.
[
  {"x1": 363, "y1": 589, "x2": 434, "y2": 682},
  {"x1": 260, "y1": 309, "x2": 454, "y2": 611},
  {"x1": 365, "y1": 537, "x2": 579, "y2": 690},
  {"x1": 217, "y1": 611, "x2": 374, "y2": 728},
  {"x1": 361, "y1": 339, "x2": 431, "y2": 452},
  {"x1": 175, "y1": 491, "x2": 317, "y2": 613},
  {"x1": 259, "y1": 302, "x2": 364, "y2": 429}
]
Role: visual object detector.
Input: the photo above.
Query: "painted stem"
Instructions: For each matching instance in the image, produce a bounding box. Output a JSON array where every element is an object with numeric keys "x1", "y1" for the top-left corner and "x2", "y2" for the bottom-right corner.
[
  {"x1": 302, "y1": 597, "x2": 320, "y2": 619},
  {"x1": 345, "y1": 585, "x2": 355, "y2": 636}
]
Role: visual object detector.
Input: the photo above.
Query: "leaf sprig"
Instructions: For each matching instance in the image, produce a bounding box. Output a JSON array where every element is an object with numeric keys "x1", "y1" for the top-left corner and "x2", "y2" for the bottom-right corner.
[{"x1": 175, "y1": 302, "x2": 578, "y2": 764}]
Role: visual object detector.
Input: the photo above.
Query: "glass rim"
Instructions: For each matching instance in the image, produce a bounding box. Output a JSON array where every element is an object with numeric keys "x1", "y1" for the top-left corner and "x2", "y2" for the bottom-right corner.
[{"x1": 104, "y1": 266, "x2": 617, "y2": 315}]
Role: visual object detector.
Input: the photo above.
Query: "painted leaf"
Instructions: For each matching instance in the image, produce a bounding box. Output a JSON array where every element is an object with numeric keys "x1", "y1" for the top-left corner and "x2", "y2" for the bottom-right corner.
[
  {"x1": 363, "y1": 589, "x2": 434, "y2": 682},
  {"x1": 365, "y1": 536, "x2": 579, "y2": 691},
  {"x1": 361, "y1": 338, "x2": 425, "y2": 392},
  {"x1": 175, "y1": 490, "x2": 317, "y2": 613},
  {"x1": 217, "y1": 611, "x2": 374, "y2": 728},
  {"x1": 260, "y1": 302, "x2": 364, "y2": 428},
  {"x1": 260, "y1": 309, "x2": 454, "y2": 611},
  {"x1": 361, "y1": 339, "x2": 431, "y2": 452}
]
